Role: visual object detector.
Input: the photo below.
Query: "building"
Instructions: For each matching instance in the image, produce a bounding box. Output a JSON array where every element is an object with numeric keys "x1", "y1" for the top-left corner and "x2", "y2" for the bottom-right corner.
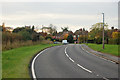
[
  {"x1": 52, "y1": 30, "x2": 74, "y2": 40},
  {"x1": 1, "y1": 23, "x2": 13, "y2": 33},
  {"x1": 41, "y1": 27, "x2": 51, "y2": 34},
  {"x1": 5, "y1": 27, "x2": 13, "y2": 33},
  {"x1": 39, "y1": 32, "x2": 47, "y2": 37},
  {"x1": 34, "y1": 29, "x2": 42, "y2": 33}
]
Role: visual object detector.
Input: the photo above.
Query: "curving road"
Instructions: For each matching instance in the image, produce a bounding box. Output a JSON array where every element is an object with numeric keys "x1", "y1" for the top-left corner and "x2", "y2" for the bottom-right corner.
[{"x1": 32, "y1": 44, "x2": 118, "y2": 79}]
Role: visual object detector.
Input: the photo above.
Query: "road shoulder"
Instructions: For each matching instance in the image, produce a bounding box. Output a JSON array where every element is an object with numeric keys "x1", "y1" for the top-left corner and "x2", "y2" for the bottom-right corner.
[{"x1": 81, "y1": 44, "x2": 119, "y2": 64}]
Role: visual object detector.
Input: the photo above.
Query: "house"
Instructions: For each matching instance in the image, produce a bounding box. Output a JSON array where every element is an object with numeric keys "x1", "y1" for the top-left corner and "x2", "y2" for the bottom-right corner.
[
  {"x1": 34, "y1": 29, "x2": 42, "y2": 33},
  {"x1": 1, "y1": 23, "x2": 13, "y2": 33},
  {"x1": 39, "y1": 32, "x2": 47, "y2": 37},
  {"x1": 74, "y1": 28, "x2": 88, "y2": 41},
  {"x1": 52, "y1": 30, "x2": 74, "y2": 40},
  {"x1": 52, "y1": 32, "x2": 63, "y2": 40},
  {"x1": 5, "y1": 27, "x2": 13, "y2": 33},
  {"x1": 41, "y1": 27, "x2": 51, "y2": 34}
]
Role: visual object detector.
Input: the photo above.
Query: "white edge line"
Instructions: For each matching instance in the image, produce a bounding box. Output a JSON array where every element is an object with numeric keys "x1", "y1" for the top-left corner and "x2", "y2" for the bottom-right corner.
[
  {"x1": 32, "y1": 46, "x2": 62, "y2": 79},
  {"x1": 31, "y1": 49, "x2": 48, "y2": 80}
]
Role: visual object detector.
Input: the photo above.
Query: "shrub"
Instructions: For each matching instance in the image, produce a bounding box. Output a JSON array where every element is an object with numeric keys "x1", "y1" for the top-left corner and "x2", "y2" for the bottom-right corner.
[
  {"x1": 18, "y1": 30, "x2": 32, "y2": 41},
  {"x1": 39, "y1": 36, "x2": 45, "y2": 41},
  {"x1": 2, "y1": 32, "x2": 22, "y2": 44}
]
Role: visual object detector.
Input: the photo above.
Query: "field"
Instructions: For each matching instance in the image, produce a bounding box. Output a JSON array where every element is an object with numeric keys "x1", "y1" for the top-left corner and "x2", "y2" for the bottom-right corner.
[
  {"x1": 2, "y1": 44, "x2": 61, "y2": 78},
  {"x1": 87, "y1": 43, "x2": 119, "y2": 56}
]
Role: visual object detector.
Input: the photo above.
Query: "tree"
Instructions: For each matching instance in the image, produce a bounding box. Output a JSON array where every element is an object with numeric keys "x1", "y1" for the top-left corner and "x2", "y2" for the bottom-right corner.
[
  {"x1": 39, "y1": 36, "x2": 45, "y2": 41},
  {"x1": 61, "y1": 27, "x2": 69, "y2": 32},
  {"x1": 111, "y1": 31, "x2": 120, "y2": 44},
  {"x1": 13, "y1": 27, "x2": 25, "y2": 33},
  {"x1": 79, "y1": 35, "x2": 84, "y2": 43},
  {"x1": 13, "y1": 26, "x2": 40, "y2": 41},
  {"x1": 18, "y1": 30, "x2": 32, "y2": 41},
  {"x1": 88, "y1": 22, "x2": 108, "y2": 43},
  {"x1": 49, "y1": 24, "x2": 57, "y2": 35},
  {"x1": 67, "y1": 34, "x2": 74, "y2": 43},
  {"x1": 45, "y1": 34, "x2": 52, "y2": 40},
  {"x1": 63, "y1": 33, "x2": 69, "y2": 40},
  {"x1": 32, "y1": 25, "x2": 35, "y2": 32},
  {"x1": 112, "y1": 32, "x2": 119, "y2": 39}
]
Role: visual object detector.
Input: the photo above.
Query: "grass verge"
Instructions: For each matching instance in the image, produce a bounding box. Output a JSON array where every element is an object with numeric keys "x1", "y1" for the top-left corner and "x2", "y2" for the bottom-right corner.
[
  {"x1": 2, "y1": 43, "x2": 61, "y2": 78},
  {"x1": 86, "y1": 43, "x2": 118, "y2": 56}
]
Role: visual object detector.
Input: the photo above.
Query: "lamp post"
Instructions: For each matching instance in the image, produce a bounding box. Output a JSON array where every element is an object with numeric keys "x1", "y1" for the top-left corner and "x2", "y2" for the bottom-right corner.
[{"x1": 102, "y1": 13, "x2": 105, "y2": 49}]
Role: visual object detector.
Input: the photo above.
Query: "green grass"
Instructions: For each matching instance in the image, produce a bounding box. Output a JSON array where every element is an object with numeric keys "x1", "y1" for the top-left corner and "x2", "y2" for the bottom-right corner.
[
  {"x1": 87, "y1": 43, "x2": 119, "y2": 56},
  {"x1": 2, "y1": 44, "x2": 61, "y2": 78}
]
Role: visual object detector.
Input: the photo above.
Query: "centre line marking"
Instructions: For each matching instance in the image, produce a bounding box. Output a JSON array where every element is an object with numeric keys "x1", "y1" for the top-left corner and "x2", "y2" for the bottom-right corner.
[
  {"x1": 77, "y1": 64, "x2": 92, "y2": 73},
  {"x1": 64, "y1": 46, "x2": 92, "y2": 73},
  {"x1": 69, "y1": 57, "x2": 75, "y2": 62},
  {"x1": 65, "y1": 53, "x2": 69, "y2": 57}
]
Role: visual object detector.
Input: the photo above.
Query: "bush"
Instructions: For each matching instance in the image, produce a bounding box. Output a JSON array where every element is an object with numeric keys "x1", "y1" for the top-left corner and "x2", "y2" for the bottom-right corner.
[
  {"x1": 39, "y1": 36, "x2": 45, "y2": 41},
  {"x1": 108, "y1": 38, "x2": 119, "y2": 44},
  {"x1": 2, "y1": 40, "x2": 33, "y2": 50},
  {"x1": 32, "y1": 33, "x2": 39, "y2": 41},
  {"x1": 18, "y1": 30, "x2": 32, "y2": 41},
  {"x1": 2, "y1": 32, "x2": 22, "y2": 44},
  {"x1": 95, "y1": 38, "x2": 102, "y2": 44}
]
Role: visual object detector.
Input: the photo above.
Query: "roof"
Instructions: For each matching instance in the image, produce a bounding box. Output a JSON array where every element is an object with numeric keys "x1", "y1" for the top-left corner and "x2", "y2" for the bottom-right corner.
[
  {"x1": 5, "y1": 27, "x2": 13, "y2": 29},
  {"x1": 42, "y1": 27, "x2": 51, "y2": 29}
]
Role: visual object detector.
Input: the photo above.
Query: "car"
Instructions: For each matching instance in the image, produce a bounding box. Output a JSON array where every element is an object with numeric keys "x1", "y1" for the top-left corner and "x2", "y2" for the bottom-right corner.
[
  {"x1": 54, "y1": 41, "x2": 61, "y2": 44},
  {"x1": 62, "y1": 40, "x2": 68, "y2": 45}
]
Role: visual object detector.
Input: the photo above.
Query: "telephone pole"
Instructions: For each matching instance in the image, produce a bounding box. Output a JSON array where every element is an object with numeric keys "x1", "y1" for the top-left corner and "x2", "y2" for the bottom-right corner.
[{"x1": 102, "y1": 13, "x2": 105, "y2": 49}]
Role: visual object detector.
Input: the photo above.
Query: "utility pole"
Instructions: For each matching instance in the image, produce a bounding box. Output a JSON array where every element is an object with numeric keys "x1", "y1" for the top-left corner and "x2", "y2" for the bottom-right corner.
[{"x1": 102, "y1": 13, "x2": 105, "y2": 49}]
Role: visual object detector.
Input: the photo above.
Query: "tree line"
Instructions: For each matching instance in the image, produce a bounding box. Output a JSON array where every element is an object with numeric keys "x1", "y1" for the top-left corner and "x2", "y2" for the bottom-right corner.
[
  {"x1": 88, "y1": 22, "x2": 120, "y2": 44},
  {"x1": 2, "y1": 25, "x2": 52, "y2": 50},
  {"x1": 1, "y1": 22, "x2": 120, "y2": 50}
]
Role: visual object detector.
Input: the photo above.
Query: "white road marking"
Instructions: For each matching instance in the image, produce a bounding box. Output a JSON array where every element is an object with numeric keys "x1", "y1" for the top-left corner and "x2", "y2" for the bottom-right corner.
[
  {"x1": 64, "y1": 46, "x2": 92, "y2": 73},
  {"x1": 31, "y1": 46, "x2": 60, "y2": 80},
  {"x1": 103, "y1": 77, "x2": 109, "y2": 80},
  {"x1": 32, "y1": 45, "x2": 109, "y2": 80},
  {"x1": 65, "y1": 46, "x2": 109, "y2": 80},
  {"x1": 69, "y1": 57, "x2": 75, "y2": 63},
  {"x1": 31, "y1": 49, "x2": 48, "y2": 80},
  {"x1": 65, "y1": 47, "x2": 67, "y2": 53},
  {"x1": 80, "y1": 45, "x2": 110, "y2": 80},
  {"x1": 65, "y1": 53, "x2": 69, "y2": 57},
  {"x1": 77, "y1": 64, "x2": 92, "y2": 73}
]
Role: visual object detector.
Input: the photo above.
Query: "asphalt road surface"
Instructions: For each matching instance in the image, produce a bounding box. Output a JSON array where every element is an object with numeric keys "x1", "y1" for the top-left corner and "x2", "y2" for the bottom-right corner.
[{"x1": 33, "y1": 44, "x2": 118, "y2": 79}]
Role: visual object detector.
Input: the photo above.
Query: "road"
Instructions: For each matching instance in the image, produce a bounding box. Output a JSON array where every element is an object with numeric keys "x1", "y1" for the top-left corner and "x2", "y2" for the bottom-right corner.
[{"x1": 32, "y1": 44, "x2": 118, "y2": 79}]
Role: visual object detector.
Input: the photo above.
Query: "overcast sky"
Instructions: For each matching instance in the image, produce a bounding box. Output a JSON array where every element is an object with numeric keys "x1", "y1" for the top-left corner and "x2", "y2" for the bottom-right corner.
[{"x1": 1, "y1": 1, "x2": 118, "y2": 32}]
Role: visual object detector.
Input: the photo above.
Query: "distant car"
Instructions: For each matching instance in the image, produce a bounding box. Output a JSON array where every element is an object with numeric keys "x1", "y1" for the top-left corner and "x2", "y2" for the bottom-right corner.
[
  {"x1": 62, "y1": 40, "x2": 68, "y2": 45},
  {"x1": 54, "y1": 41, "x2": 61, "y2": 44}
]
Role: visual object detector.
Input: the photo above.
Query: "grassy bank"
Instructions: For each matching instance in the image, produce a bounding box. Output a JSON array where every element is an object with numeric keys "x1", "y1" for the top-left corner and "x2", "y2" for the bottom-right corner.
[
  {"x1": 2, "y1": 40, "x2": 53, "y2": 51},
  {"x1": 2, "y1": 43, "x2": 61, "y2": 78},
  {"x1": 86, "y1": 43, "x2": 119, "y2": 56}
]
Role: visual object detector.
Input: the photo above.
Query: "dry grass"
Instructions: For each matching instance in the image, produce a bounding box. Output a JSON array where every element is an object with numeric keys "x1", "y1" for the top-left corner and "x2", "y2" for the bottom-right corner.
[{"x1": 2, "y1": 40, "x2": 53, "y2": 51}]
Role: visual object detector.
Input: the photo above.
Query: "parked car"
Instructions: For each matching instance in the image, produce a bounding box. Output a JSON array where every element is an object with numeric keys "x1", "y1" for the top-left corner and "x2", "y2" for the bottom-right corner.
[
  {"x1": 62, "y1": 40, "x2": 68, "y2": 45},
  {"x1": 54, "y1": 41, "x2": 61, "y2": 44}
]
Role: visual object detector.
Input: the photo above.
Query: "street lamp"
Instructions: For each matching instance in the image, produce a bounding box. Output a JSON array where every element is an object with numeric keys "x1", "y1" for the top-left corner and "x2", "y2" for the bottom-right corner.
[{"x1": 102, "y1": 13, "x2": 105, "y2": 49}]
